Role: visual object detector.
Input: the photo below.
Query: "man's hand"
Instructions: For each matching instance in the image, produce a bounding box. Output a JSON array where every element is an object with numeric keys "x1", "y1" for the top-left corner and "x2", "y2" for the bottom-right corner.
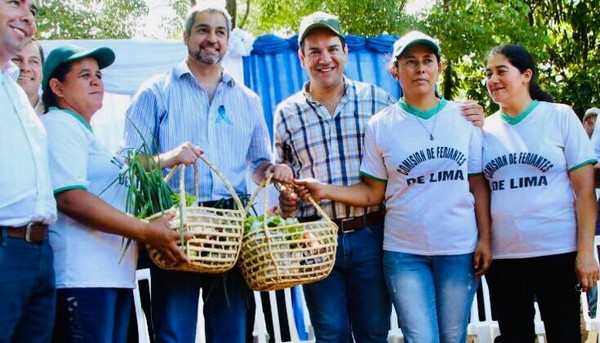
[
  {"x1": 160, "y1": 142, "x2": 203, "y2": 169},
  {"x1": 267, "y1": 163, "x2": 294, "y2": 184},
  {"x1": 278, "y1": 184, "x2": 298, "y2": 218}
]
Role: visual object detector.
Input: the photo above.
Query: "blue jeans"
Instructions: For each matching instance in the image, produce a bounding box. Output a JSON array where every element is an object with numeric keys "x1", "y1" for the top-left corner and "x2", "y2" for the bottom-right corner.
[
  {"x1": 303, "y1": 222, "x2": 391, "y2": 343},
  {"x1": 150, "y1": 265, "x2": 252, "y2": 343},
  {"x1": 383, "y1": 251, "x2": 477, "y2": 343},
  {"x1": 0, "y1": 230, "x2": 55, "y2": 343},
  {"x1": 53, "y1": 288, "x2": 132, "y2": 343}
]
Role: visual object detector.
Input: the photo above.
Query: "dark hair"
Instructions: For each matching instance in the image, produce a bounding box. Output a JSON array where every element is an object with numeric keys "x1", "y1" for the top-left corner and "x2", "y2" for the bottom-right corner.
[
  {"x1": 487, "y1": 44, "x2": 553, "y2": 103},
  {"x1": 33, "y1": 41, "x2": 44, "y2": 65},
  {"x1": 42, "y1": 62, "x2": 73, "y2": 113}
]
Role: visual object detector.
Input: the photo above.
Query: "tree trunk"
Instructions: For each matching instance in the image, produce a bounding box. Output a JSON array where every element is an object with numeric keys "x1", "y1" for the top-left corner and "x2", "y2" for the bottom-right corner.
[
  {"x1": 226, "y1": 0, "x2": 237, "y2": 28},
  {"x1": 443, "y1": 60, "x2": 453, "y2": 100}
]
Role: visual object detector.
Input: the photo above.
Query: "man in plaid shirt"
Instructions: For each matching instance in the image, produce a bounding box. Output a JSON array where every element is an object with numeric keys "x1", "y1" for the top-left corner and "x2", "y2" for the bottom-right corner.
[{"x1": 274, "y1": 11, "x2": 485, "y2": 342}]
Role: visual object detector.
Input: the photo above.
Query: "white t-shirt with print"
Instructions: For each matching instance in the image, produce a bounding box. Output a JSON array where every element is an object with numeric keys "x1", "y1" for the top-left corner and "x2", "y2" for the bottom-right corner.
[
  {"x1": 482, "y1": 101, "x2": 596, "y2": 259},
  {"x1": 43, "y1": 108, "x2": 137, "y2": 289},
  {"x1": 361, "y1": 100, "x2": 482, "y2": 255}
]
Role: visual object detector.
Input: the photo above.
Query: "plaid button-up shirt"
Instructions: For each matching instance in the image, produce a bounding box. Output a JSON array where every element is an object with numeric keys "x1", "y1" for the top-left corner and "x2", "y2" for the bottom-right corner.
[{"x1": 274, "y1": 77, "x2": 396, "y2": 219}]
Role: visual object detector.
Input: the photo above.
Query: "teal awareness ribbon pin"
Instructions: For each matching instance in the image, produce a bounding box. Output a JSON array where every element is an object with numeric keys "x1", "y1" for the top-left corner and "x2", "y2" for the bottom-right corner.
[{"x1": 216, "y1": 105, "x2": 233, "y2": 125}]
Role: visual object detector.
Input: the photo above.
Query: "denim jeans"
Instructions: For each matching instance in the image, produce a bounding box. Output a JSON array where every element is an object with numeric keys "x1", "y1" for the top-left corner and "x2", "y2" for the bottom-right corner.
[
  {"x1": 0, "y1": 230, "x2": 55, "y2": 343},
  {"x1": 303, "y1": 222, "x2": 391, "y2": 343},
  {"x1": 383, "y1": 251, "x2": 477, "y2": 343},
  {"x1": 52, "y1": 288, "x2": 132, "y2": 343},
  {"x1": 150, "y1": 265, "x2": 252, "y2": 343}
]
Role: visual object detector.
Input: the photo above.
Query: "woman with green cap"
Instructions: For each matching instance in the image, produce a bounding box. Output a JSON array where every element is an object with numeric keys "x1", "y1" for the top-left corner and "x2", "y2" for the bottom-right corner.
[
  {"x1": 41, "y1": 45, "x2": 199, "y2": 342},
  {"x1": 295, "y1": 30, "x2": 491, "y2": 342}
]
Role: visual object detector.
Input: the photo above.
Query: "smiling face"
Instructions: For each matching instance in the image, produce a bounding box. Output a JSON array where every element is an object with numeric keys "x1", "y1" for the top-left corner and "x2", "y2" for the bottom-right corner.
[
  {"x1": 395, "y1": 44, "x2": 440, "y2": 99},
  {"x1": 12, "y1": 41, "x2": 41, "y2": 97},
  {"x1": 299, "y1": 28, "x2": 348, "y2": 91},
  {"x1": 0, "y1": 0, "x2": 37, "y2": 66},
  {"x1": 49, "y1": 57, "x2": 104, "y2": 119},
  {"x1": 485, "y1": 52, "x2": 532, "y2": 106},
  {"x1": 184, "y1": 10, "x2": 228, "y2": 66}
]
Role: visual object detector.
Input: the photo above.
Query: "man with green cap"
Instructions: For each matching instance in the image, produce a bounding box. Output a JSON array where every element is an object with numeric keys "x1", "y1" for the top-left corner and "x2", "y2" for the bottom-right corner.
[
  {"x1": 0, "y1": 1, "x2": 58, "y2": 342},
  {"x1": 275, "y1": 11, "x2": 486, "y2": 342}
]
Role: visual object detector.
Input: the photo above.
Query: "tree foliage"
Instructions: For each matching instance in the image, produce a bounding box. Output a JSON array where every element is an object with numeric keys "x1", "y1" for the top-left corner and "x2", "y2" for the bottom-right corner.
[
  {"x1": 238, "y1": 0, "x2": 414, "y2": 37},
  {"x1": 36, "y1": 0, "x2": 600, "y2": 115},
  {"x1": 36, "y1": 0, "x2": 148, "y2": 39}
]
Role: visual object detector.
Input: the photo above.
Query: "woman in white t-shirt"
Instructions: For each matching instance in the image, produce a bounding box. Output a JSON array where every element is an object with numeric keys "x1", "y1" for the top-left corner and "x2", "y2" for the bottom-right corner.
[
  {"x1": 296, "y1": 31, "x2": 491, "y2": 343},
  {"x1": 482, "y1": 44, "x2": 598, "y2": 342},
  {"x1": 41, "y1": 45, "x2": 199, "y2": 343}
]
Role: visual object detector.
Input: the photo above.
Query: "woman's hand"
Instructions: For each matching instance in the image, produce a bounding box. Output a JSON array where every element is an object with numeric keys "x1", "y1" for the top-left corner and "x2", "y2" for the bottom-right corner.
[
  {"x1": 143, "y1": 211, "x2": 192, "y2": 265},
  {"x1": 576, "y1": 250, "x2": 599, "y2": 292},
  {"x1": 294, "y1": 178, "x2": 327, "y2": 202},
  {"x1": 473, "y1": 239, "x2": 492, "y2": 278}
]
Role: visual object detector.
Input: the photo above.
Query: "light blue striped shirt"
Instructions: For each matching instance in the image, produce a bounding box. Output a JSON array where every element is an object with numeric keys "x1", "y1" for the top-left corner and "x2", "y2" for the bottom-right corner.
[{"x1": 122, "y1": 60, "x2": 271, "y2": 201}]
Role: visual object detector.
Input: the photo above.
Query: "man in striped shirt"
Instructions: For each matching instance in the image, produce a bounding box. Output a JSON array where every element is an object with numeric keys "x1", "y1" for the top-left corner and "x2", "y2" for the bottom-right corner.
[
  {"x1": 122, "y1": 4, "x2": 292, "y2": 343},
  {"x1": 275, "y1": 11, "x2": 485, "y2": 342}
]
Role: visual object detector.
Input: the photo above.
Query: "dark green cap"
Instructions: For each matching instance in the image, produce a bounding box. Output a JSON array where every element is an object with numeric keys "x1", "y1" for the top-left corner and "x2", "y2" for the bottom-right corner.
[
  {"x1": 393, "y1": 31, "x2": 440, "y2": 60},
  {"x1": 42, "y1": 45, "x2": 115, "y2": 91},
  {"x1": 298, "y1": 11, "x2": 343, "y2": 44}
]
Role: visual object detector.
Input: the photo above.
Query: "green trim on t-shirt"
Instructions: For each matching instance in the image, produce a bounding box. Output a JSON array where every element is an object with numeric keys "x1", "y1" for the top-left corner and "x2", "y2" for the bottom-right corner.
[
  {"x1": 49, "y1": 106, "x2": 93, "y2": 132},
  {"x1": 54, "y1": 185, "x2": 87, "y2": 194},
  {"x1": 567, "y1": 159, "x2": 598, "y2": 173},
  {"x1": 398, "y1": 98, "x2": 448, "y2": 119},
  {"x1": 467, "y1": 172, "x2": 483, "y2": 177},
  {"x1": 360, "y1": 171, "x2": 388, "y2": 183},
  {"x1": 501, "y1": 100, "x2": 539, "y2": 125}
]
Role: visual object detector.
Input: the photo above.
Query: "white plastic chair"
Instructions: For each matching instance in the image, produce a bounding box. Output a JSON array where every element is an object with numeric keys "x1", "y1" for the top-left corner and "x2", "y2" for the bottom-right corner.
[
  {"x1": 467, "y1": 276, "x2": 545, "y2": 343},
  {"x1": 133, "y1": 268, "x2": 152, "y2": 343},
  {"x1": 580, "y1": 236, "x2": 600, "y2": 343},
  {"x1": 387, "y1": 306, "x2": 404, "y2": 343},
  {"x1": 253, "y1": 287, "x2": 315, "y2": 343}
]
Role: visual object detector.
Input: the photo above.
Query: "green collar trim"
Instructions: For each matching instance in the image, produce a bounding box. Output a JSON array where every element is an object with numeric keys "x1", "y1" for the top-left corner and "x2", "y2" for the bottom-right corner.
[
  {"x1": 398, "y1": 98, "x2": 448, "y2": 119},
  {"x1": 49, "y1": 106, "x2": 93, "y2": 132},
  {"x1": 501, "y1": 100, "x2": 539, "y2": 125}
]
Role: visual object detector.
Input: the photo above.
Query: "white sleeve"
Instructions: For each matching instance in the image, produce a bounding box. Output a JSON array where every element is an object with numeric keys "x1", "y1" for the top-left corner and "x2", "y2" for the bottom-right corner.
[
  {"x1": 359, "y1": 119, "x2": 388, "y2": 181},
  {"x1": 468, "y1": 126, "x2": 483, "y2": 174},
  {"x1": 561, "y1": 106, "x2": 597, "y2": 171},
  {"x1": 43, "y1": 114, "x2": 90, "y2": 192}
]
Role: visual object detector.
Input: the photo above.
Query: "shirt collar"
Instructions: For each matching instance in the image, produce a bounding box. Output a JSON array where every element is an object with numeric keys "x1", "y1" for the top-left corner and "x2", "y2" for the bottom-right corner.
[
  {"x1": 174, "y1": 60, "x2": 235, "y2": 87},
  {"x1": 302, "y1": 76, "x2": 352, "y2": 104},
  {"x1": 2, "y1": 61, "x2": 20, "y2": 81}
]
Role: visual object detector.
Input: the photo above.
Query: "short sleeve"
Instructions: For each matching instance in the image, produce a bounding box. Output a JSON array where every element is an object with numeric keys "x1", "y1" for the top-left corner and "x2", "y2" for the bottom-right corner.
[{"x1": 360, "y1": 119, "x2": 388, "y2": 181}]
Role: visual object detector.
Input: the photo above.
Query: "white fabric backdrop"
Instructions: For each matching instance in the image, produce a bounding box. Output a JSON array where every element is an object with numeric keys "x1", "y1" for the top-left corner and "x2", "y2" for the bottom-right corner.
[{"x1": 40, "y1": 29, "x2": 255, "y2": 152}]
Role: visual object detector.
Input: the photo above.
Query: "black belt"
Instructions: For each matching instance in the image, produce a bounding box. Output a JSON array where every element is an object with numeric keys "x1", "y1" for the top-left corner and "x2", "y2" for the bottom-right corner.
[
  {"x1": 1, "y1": 222, "x2": 48, "y2": 243},
  {"x1": 298, "y1": 209, "x2": 385, "y2": 233},
  {"x1": 198, "y1": 197, "x2": 237, "y2": 210}
]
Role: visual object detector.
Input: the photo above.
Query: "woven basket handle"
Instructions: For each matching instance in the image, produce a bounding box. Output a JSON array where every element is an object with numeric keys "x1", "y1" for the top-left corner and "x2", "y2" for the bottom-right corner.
[
  {"x1": 163, "y1": 155, "x2": 244, "y2": 211},
  {"x1": 245, "y1": 175, "x2": 333, "y2": 223}
]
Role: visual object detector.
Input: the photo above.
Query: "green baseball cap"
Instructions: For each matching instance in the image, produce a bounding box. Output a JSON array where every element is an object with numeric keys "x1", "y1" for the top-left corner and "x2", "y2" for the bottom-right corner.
[
  {"x1": 42, "y1": 45, "x2": 115, "y2": 91},
  {"x1": 393, "y1": 31, "x2": 440, "y2": 60},
  {"x1": 298, "y1": 11, "x2": 344, "y2": 44}
]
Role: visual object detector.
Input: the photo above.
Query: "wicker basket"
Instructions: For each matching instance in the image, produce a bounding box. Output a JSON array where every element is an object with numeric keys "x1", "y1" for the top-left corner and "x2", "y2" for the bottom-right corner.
[
  {"x1": 239, "y1": 176, "x2": 338, "y2": 291},
  {"x1": 146, "y1": 154, "x2": 246, "y2": 273}
]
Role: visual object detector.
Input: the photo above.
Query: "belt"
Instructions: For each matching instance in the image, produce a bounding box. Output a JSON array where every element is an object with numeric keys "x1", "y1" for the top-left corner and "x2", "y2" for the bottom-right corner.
[
  {"x1": 299, "y1": 209, "x2": 385, "y2": 233},
  {"x1": 1, "y1": 222, "x2": 49, "y2": 243}
]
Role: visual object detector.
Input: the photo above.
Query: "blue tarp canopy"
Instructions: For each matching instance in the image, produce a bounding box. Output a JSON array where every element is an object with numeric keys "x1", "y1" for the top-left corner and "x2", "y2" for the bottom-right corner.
[{"x1": 243, "y1": 34, "x2": 402, "y2": 140}]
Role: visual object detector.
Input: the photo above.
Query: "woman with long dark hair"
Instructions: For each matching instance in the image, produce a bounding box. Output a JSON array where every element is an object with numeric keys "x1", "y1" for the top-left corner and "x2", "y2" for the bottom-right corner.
[{"x1": 483, "y1": 44, "x2": 598, "y2": 342}]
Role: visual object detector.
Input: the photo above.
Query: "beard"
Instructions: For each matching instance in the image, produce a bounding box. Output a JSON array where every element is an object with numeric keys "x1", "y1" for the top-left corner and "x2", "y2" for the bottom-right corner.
[{"x1": 189, "y1": 44, "x2": 223, "y2": 65}]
